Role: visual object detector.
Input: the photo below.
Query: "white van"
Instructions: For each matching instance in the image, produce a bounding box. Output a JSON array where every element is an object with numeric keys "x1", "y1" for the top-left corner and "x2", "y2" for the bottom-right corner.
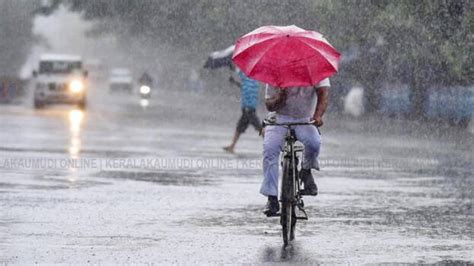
[
  {"x1": 33, "y1": 54, "x2": 88, "y2": 109},
  {"x1": 108, "y1": 68, "x2": 133, "y2": 94}
]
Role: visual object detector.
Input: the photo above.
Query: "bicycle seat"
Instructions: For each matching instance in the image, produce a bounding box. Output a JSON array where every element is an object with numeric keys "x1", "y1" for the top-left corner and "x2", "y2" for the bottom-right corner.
[
  {"x1": 282, "y1": 143, "x2": 304, "y2": 153},
  {"x1": 294, "y1": 145, "x2": 304, "y2": 152}
]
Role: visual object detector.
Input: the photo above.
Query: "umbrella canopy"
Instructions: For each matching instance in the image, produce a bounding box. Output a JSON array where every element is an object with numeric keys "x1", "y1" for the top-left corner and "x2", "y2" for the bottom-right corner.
[
  {"x1": 203, "y1": 45, "x2": 235, "y2": 69},
  {"x1": 232, "y1": 25, "x2": 341, "y2": 88}
]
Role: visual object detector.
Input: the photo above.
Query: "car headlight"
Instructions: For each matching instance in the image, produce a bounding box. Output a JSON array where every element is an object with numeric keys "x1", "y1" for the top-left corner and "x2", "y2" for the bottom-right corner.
[
  {"x1": 140, "y1": 85, "x2": 151, "y2": 94},
  {"x1": 69, "y1": 80, "x2": 84, "y2": 93}
]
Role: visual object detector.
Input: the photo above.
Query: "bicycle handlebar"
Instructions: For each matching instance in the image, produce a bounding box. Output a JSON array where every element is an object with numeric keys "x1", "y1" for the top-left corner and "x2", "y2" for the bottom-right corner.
[
  {"x1": 262, "y1": 119, "x2": 316, "y2": 127},
  {"x1": 260, "y1": 119, "x2": 321, "y2": 136}
]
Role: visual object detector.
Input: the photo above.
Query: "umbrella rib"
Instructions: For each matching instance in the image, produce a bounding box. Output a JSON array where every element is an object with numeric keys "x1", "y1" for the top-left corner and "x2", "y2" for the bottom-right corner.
[
  {"x1": 233, "y1": 34, "x2": 280, "y2": 58},
  {"x1": 304, "y1": 58, "x2": 315, "y2": 85}
]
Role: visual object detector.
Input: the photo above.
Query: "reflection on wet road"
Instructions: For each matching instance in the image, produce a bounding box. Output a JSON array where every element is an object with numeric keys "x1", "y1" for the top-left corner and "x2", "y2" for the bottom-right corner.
[
  {"x1": 0, "y1": 90, "x2": 472, "y2": 264},
  {"x1": 68, "y1": 109, "x2": 83, "y2": 157},
  {"x1": 68, "y1": 109, "x2": 83, "y2": 183}
]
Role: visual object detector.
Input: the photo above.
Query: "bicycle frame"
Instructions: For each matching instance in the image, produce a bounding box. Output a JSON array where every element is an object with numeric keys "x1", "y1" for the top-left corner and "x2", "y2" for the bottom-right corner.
[
  {"x1": 281, "y1": 126, "x2": 299, "y2": 202},
  {"x1": 262, "y1": 119, "x2": 313, "y2": 246}
]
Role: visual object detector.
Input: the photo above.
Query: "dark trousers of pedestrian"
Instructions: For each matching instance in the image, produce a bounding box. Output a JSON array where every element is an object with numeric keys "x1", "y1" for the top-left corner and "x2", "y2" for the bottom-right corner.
[{"x1": 236, "y1": 107, "x2": 262, "y2": 133}]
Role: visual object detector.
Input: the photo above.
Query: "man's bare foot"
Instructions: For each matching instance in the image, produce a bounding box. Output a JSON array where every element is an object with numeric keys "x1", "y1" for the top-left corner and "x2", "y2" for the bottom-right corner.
[{"x1": 223, "y1": 146, "x2": 234, "y2": 153}]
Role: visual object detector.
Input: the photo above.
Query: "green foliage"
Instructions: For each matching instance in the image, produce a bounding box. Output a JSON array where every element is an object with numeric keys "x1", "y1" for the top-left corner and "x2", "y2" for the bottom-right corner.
[
  {"x1": 48, "y1": 0, "x2": 474, "y2": 88},
  {"x1": 315, "y1": 0, "x2": 472, "y2": 86},
  {"x1": 0, "y1": 0, "x2": 38, "y2": 76}
]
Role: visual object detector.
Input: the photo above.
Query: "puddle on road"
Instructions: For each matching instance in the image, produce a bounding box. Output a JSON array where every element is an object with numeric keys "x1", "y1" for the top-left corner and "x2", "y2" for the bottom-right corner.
[
  {"x1": 0, "y1": 146, "x2": 68, "y2": 155},
  {"x1": 0, "y1": 178, "x2": 110, "y2": 191},
  {"x1": 0, "y1": 171, "x2": 111, "y2": 192},
  {"x1": 181, "y1": 205, "x2": 267, "y2": 230},
  {"x1": 258, "y1": 243, "x2": 316, "y2": 264},
  {"x1": 0, "y1": 146, "x2": 154, "y2": 158},
  {"x1": 95, "y1": 170, "x2": 216, "y2": 186},
  {"x1": 180, "y1": 181, "x2": 473, "y2": 244}
]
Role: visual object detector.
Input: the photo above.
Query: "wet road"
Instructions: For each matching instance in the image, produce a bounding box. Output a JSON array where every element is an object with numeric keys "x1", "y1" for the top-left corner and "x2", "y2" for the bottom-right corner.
[{"x1": 0, "y1": 88, "x2": 473, "y2": 264}]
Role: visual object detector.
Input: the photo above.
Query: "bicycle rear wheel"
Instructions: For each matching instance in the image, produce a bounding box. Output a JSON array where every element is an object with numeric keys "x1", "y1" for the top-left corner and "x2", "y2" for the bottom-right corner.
[
  {"x1": 290, "y1": 206, "x2": 296, "y2": 241},
  {"x1": 280, "y1": 157, "x2": 295, "y2": 246},
  {"x1": 281, "y1": 203, "x2": 293, "y2": 246}
]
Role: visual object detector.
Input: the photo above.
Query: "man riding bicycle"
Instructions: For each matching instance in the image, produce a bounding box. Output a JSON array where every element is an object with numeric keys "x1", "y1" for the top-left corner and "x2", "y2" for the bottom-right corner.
[{"x1": 262, "y1": 78, "x2": 330, "y2": 216}]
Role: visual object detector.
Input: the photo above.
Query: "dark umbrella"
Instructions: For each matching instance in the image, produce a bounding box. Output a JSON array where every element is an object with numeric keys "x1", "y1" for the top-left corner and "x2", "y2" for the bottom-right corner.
[{"x1": 203, "y1": 45, "x2": 235, "y2": 69}]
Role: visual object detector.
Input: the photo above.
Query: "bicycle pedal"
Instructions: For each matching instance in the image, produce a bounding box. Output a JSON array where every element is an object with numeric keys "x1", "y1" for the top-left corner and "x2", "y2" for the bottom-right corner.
[
  {"x1": 297, "y1": 204, "x2": 305, "y2": 211},
  {"x1": 265, "y1": 212, "x2": 281, "y2": 217},
  {"x1": 296, "y1": 205, "x2": 309, "y2": 220},
  {"x1": 298, "y1": 199, "x2": 305, "y2": 208},
  {"x1": 296, "y1": 216, "x2": 308, "y2": 220}
]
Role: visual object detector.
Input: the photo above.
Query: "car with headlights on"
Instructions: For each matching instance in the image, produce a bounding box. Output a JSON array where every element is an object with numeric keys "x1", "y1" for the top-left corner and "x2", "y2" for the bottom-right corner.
[
  {"x1": 32, "y1": 54, "x2": 88, "y2": 109},
  {"x1": 108, "y1": 68, "x2": 133, "y2": 94}
]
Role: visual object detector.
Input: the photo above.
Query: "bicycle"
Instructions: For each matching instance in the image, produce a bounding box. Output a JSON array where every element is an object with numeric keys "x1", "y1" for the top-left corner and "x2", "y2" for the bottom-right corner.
[{"x1": 262, "y1": 119, "x2": 316, "y2": 246}]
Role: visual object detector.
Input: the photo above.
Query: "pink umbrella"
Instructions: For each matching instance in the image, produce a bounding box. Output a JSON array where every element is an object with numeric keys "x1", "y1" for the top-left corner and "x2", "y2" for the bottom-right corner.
[{"x1": 232, "y1": 25, "x2": 341, "y2": 88}]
